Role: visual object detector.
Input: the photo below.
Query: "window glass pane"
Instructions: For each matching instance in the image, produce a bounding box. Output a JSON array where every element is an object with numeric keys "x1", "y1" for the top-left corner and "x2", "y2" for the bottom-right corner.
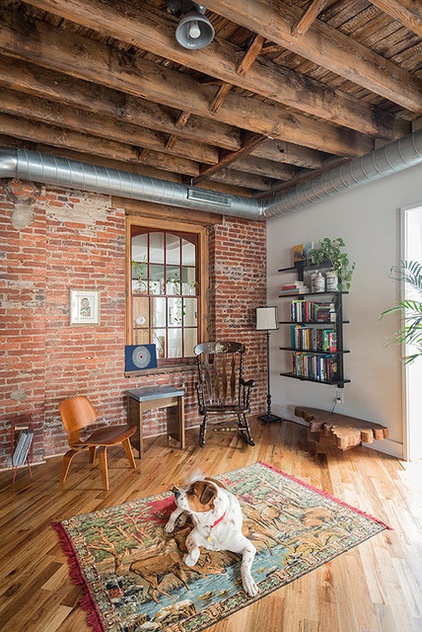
[
  {"x1": 184, "y1": 328, "x2": 197, "y2": 356},
  {"x1": 133, "y1": 329, "x2": 149, "y2": 345},
  {"x1": 133, "y1": 297, "x2": 149, "y2": 328},
  {"x1": 168, "y1": 297, "x2": 183, "y2": 326},
  {"x1": 168, "y1": 328, "x2": 182, "y2": 358},
  {"x1": 152, "y1": 329, "x2": 166, "y2": 358},
  {"x1": 150, "y1": 264, "x2": 164, "y2": 295},
  {"x1": 149, "y1": 232, "x2": 164, "y2": 264},
  {"x1": 166, "y1": 266, "x2": 181, "y2": 295},
  {"x1": 132, "y1": 233, "x2": 148, "y2": 262},
  {"x1": 182, "y1": 266, "x2": 197, "y2": 295},
  {"x1": 182, "y1": 238, "x2": 195, "y2": 266},
  {"x1": 184, "y1": 298, "x2": 197, "y2": 326},
  {"x1": 152, "y1": 297, "x2": 166, "y2": 328},
  {"x1": 166, "y1": 234, "x2": 180, "y2": 265}
]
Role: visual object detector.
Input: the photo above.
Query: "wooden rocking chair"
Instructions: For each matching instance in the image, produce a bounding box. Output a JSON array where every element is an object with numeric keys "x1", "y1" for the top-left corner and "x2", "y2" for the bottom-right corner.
[{"x1": 194, "y1": 342, "x2": 255, "y2": 448}]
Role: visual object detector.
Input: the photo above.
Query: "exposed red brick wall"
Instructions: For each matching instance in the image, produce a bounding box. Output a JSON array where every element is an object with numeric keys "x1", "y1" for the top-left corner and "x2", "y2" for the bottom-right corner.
[{"x1": 0, "y1": 179, "x2": 267, "y2": 469}]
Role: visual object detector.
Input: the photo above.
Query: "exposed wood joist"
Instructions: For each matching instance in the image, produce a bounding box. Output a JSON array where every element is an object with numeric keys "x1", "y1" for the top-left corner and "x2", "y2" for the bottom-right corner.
[
  {"x1": 191, "y1": 133, "x2": 267, "y2": 185},
  {"x1": 0, "y1": 57, "x2": 240, "y2": 152},
  {"x1": 0, "y1": 9, "x2": 373, "y2": 157},
  {"x1": 291, "y1": 0, "x2": 331, "y2": 38},
  {"x1": 0, "y1": 88, "x2": 219, "y2": 165},
  {"x1": 19, "y1": 0, "x2": 410, "y2": 139},
  {"x1": 204, "y1": 0, "x2": 422, "y2": 112},
  {"x1": 0, "y1": 113, "x2": 201, "y2": 177}
]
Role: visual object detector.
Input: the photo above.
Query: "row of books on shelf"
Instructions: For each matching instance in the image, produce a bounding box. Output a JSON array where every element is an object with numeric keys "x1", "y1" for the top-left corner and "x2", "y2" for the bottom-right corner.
[
  {"x1": 290, "y1": 326, "x2": 337, "y2": 352},
  {"x1": 12, "y1": 428, "x2": 34, "y2": 467},
  {"x1": 279, "y1": 280, "x2": 309, "y2": 295},
  {"x1": 291, "y1": 353, "x2": 338, "y2": 382},
  {"x1": 290, "y1": 299, "x2": 336, "y2": 323}
]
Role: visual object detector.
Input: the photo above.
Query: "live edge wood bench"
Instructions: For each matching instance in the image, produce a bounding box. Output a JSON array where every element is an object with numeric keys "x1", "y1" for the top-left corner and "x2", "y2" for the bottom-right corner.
[{"x1": 294, "y1": 406, "x2": 389, "y2": 451}]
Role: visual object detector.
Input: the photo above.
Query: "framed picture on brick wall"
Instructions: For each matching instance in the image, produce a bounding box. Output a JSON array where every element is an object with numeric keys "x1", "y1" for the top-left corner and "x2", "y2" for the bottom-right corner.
[{"x1": 70, "y1": 289, "x2": 100, "y2": 325}]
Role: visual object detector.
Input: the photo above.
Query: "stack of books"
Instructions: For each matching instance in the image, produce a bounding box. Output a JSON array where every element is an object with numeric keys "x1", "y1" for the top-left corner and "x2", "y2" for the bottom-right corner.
[
  {"x1": 279, "y1": 280, "x2": 310, "y2": 295},
  {"x1": 12, "y1": 429, "x2": 34, "y2": 467}
]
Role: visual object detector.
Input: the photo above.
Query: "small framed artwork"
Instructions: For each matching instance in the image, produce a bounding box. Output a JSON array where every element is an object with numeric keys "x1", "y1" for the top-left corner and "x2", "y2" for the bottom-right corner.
[{"x1": 70, "y1": 289, "x2": 100, "y2": 325}]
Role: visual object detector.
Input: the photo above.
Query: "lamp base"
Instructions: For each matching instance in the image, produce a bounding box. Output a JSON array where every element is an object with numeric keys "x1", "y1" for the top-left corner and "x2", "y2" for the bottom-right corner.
[{"x1": 257, "y1": 413, "x2": 283, "y2": 424}]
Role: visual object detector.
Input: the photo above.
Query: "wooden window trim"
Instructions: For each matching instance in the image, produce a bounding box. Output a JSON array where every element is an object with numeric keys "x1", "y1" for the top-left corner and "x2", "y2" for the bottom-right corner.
[{"x1": 126, "y1": 215, "x2": 209, "y2": 368}]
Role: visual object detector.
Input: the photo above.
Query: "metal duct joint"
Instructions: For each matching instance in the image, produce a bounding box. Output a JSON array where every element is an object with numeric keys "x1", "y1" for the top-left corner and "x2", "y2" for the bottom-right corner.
[
  {"x1": 262, "y1": 128, "x2": 422, "y2": 218},
  {"x1": 1, "y1": 128, "x2": 421, "y2": 219}
]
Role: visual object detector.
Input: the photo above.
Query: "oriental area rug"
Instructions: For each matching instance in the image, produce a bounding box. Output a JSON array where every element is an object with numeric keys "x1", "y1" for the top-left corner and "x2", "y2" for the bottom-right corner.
[{"x1": 53, "y1": 461, "x2": 390, "y2": 632}]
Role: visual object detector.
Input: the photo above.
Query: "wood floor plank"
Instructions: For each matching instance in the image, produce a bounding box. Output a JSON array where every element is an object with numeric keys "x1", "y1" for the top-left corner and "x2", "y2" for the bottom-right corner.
[{"x1": 0, "y1": 419, "x2": 421, "y2": 632}]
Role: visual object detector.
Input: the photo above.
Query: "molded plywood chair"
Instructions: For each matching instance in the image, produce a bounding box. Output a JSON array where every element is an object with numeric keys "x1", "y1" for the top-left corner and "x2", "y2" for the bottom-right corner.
[
  {"x1": 59, "y1": 396, "x2": 137, "y2": 490},
  {"x1": 194, "y1": 342, "x2": 255, "y2": 448}
]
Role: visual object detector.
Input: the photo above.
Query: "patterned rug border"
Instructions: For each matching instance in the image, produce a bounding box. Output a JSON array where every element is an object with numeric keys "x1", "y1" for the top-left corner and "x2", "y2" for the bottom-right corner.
[
  {"x1": 52, "y1": 461, "x2": 391, "y2": 632},
  {"x1": 260, "y1": 462, "x2": 392, "y2": 531}
]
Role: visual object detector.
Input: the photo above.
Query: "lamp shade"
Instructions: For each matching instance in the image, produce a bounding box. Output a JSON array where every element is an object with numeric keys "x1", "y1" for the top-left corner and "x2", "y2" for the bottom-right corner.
[
  {"x1": 256, "y1": 306, "x2": 279, "y2": 331},
  {"x1": 175, "y1": 11, "x2": 215, "y2": 49}
]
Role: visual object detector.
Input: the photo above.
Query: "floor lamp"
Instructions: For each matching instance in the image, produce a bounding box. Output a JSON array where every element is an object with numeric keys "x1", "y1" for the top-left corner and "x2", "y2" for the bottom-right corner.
[{"x1": 256, "y1": 306, "x2": 282, "y2": 423}]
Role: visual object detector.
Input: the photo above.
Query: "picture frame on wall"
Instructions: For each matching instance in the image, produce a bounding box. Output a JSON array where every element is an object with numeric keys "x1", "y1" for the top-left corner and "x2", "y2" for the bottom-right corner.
[{"x1": 70, "y1": 289, "x2": 100, "y2": 325}]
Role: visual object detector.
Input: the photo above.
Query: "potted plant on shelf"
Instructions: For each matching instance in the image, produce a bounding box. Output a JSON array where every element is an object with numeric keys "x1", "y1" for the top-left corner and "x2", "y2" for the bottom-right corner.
[
  {"x1": 307, "y1": 237, "x2": 355, "y2": 290},
  {"x1": 380, "y1": 260, "x2": 422, "y2": 364}
]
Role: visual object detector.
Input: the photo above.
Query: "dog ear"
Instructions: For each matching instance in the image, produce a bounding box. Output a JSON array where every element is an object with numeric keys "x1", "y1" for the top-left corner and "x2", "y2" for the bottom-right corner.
[{"x1": 199, "y1": 482, "x2": 217, "y2": 506}]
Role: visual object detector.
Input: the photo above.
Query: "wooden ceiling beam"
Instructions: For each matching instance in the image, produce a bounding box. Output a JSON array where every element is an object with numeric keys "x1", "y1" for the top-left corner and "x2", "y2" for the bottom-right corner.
[
  {"x1": 367, "y1": 0, "x2": 422, "y2": 38},
  {"x1": 20, "y1": 0, "x2": 410, "y2": 138},
  {"x1": 191, "y1": 133, "x2": 268, "y2": 185},
  {"x1": 0, "y1": 88, "x2": 219, "y2": 165},
  {"x1": 0, "y1": 114, "x2": 201, "y2": 177},
  {"x1": 291, "y1": 0, "x2": 330, "y2": 38},
  {"x1": 208, "y1": 168, "x2": 274, "y2": 191},
  {"x1": 0, "y1": 11, "x2": 372, "y2": 157},
  {"x1": 233, "y1": 155, "x2": 300, "y2": 181},
  {"x1": 0, "y1": 57, "x2": 241, "y2": 152},
  {"x1": 251, "y1": 140, "x2": 327, "y2": 169},
  {"x1": 205, "y1": 0, "x2": 422, "y2": 112}
]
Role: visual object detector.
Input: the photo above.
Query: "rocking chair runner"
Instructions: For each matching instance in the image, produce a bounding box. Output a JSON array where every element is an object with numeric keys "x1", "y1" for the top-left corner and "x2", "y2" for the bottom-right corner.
[{"x1": 194, "y1": 342, "x2": 255, "y2": 447}]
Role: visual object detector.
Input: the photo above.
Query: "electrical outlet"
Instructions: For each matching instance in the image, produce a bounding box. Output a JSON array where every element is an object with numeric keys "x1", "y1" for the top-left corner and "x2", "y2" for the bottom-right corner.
[{"x1": 336, "y1": 390, "x2": 344, "y2": 404}]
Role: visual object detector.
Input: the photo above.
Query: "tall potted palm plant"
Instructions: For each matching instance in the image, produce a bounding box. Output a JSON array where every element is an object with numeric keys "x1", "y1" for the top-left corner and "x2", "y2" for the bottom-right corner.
[{"x1": 380, "y1": 260, "x2": 422, "y2": 363}]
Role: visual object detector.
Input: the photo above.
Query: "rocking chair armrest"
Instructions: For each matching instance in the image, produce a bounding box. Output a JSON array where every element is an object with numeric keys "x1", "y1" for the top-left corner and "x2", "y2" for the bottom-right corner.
[{"x1": 240, "y1": 378, "x2": 255, "y2": 389}]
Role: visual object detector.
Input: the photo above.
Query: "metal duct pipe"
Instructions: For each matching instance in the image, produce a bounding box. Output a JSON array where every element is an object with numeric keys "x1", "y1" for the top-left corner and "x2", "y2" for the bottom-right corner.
[
  {"x1": 1, "y1": 129, "x2": 421, "y2": 220},
  {"x1": 0, "y1": 148, "x2": 263, "y2": 220},
  {"x1": 262, "y1": 128, "x2": 422, "y2": 217}
]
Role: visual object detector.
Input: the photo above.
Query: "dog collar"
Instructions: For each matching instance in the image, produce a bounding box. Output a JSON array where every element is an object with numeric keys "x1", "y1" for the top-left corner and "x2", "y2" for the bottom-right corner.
[
  {"x1": 206, "y1": 511, "x2": 226, "y2": 542},
  {"x1": 210, "y1": 511, "x2": 226, "y2": 529}
]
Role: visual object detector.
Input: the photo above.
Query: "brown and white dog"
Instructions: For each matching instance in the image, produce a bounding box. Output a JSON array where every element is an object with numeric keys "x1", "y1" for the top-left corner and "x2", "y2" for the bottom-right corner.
[{"x1": 164, "y1": 474, "x2": 259, "y2": 597}]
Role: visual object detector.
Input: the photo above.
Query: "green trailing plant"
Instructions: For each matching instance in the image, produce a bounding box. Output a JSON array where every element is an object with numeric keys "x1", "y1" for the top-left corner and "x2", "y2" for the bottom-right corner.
[
  {"x1": 380, "y1": 260, "x2": 422, "y2": 364},
  {"x1": 131, "y1": 259, "x2": 148, "y2": 292},
  {"x1": 307, "y1": 237, "x2": 355, "y2": 290}
]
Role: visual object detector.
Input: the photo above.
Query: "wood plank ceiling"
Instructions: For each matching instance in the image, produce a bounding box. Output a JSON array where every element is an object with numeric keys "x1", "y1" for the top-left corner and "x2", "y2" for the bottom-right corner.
[{"x1": 0, "y1": 0, "x2": 421, "y2": 198}]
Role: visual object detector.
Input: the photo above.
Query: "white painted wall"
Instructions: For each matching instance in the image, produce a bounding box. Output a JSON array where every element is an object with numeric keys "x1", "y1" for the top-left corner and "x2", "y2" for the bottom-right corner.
[{"x1": 266, "y1": 163, "x2": 422, "y2": 458}]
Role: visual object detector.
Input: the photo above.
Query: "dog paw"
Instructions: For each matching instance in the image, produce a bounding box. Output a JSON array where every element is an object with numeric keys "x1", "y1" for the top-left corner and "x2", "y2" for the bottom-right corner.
[
  {"x1": 183, "y1": 552, "x2": 199, "y2": 567},
  {"x1": 164, "y1": 520, "x2": 175, "y2": 534},
  {"x1": 243, "y1": 577, "x2": 259, "y2": 598}
]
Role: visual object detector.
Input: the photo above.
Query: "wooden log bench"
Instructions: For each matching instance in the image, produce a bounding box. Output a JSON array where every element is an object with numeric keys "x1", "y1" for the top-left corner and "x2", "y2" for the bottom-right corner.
[{"x1": 294, "y1": 406, "x2": 389, "y2": 451}]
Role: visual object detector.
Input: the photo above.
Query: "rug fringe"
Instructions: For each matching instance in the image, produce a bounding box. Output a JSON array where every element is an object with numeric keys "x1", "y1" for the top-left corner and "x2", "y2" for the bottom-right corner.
[
  {"x1": 52, "y1": 522, "x2": 107, "y2": 632},
  {"x1": 258, "y1": 461, "x2": 392, "y2": 530}
]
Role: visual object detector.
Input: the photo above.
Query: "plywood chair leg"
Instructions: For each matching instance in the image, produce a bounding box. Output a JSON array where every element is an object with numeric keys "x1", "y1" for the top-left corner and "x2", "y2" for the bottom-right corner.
[
  {"x1": 97, "y1": 446, "x2": 109, "y2": 491},
  {"x1": 89, "y1": 445, "x2": 97, "y2": 463},
  {"x1": 122, "y1": 437, "x2": 136, "y2": 469},
  {"x1": 60, "y1": 448, "x2": 81, "y2": 483}
]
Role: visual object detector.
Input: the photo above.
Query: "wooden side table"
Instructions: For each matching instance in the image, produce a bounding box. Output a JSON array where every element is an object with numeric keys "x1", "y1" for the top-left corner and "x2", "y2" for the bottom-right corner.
[{"x1": 127, "y1": 386, "x2": 185, "y2": 458}]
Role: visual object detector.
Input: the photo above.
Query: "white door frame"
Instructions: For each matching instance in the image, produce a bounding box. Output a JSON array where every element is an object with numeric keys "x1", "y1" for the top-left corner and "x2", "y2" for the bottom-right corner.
[{"x1": 401, "y1": 203, "x2": 422, "y2": 461}]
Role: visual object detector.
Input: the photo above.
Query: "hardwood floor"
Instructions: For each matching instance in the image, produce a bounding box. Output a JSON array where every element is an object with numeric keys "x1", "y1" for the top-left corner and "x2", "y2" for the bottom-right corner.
[{"x1": 1, "y1": 419, "x2": 421, "y2": 632}]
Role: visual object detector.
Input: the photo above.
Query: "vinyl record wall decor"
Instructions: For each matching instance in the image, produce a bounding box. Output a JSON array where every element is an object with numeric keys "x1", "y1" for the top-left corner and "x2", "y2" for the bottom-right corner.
[{"x1": 125, "y1": 344, "x2": 157, "y2": 372}]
